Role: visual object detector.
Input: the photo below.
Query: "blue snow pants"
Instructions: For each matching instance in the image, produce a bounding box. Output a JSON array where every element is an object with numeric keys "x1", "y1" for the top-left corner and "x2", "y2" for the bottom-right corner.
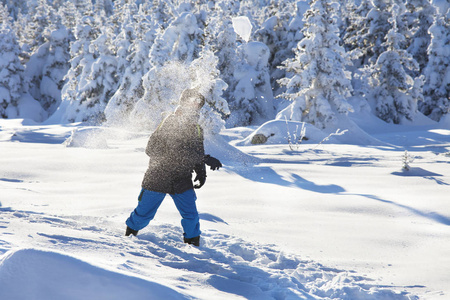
[{"x1": 126, "y1": 188, "x2": 201, "y2": 239}]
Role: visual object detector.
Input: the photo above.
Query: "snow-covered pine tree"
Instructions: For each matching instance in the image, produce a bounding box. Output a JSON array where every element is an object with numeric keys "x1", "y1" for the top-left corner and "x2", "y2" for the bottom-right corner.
[
  {"x1": 108, "y1": 0, "x2": 131, "y2": 35},
  {"x1": 403, "y1": 0, "x2": 435, "y2": 76},
  {"x1": 39, "y1": 24, "x2": 71, "y2": 116},
  {"x1": 253, "y1": 0, "x2": 303, "y2": 97},
  {"x1": 420, "y1": 8, "x2": 450, "y2": 122},
  {"x1": 190, "y1": 48, "x2": 230, "y2": 135},
  {"x1": 59, "y1": 15, "x2": 100, "y2": 123},
  {"x1": 73, "y1": 0, "x2": 93, "y2": 17},
  {"x1": 369, "y1": 5, "x2": 420, "y2": 124},
  {"x1": 343, "y1": 0, "x2": 391, "y2": 67},
  {"x1": 22, "y1": 0, "x2": 55, "y2": 55},
  {"x1": 75, "y1": 28, "x2": 118, "y2": 124},
  {"x1": 270, "y1": 1, "x2": 309, "y2": 98},
  {"x1": 93, "y1": 0, "x2": 107, "y2": 20},
  {"x1": 48, "y1": 0, "x2": 66, "y2": 10},
  {"x1": 204, "y1": 0, "x2": 239, "y2": 102},
  {"x1": 93, "y1": 0, "x2": 114, "y2": 18},
  {"x1": 57, "y1": 1, "x2": 78, "y2": 42},
  {"x1": 431, "y1": 0, "x2": 450, "y2": 16},
  {"x1": 104, "y1": 4, "x2": 156, "y2": 125},
  {"x1": 146, "y1": 0, "x2": 176, "y2": 31},
  {"x1": 227, "y1": 41, "x2": 275, "y2": 127},
  {"x1": 149, "y1": 10, "x2": 203, "y2": 69},
  {"x1": 25, "y1": 17, "x2": 71, "y2": 118},
  {"x1": 58, "y1": 1, "x2": 78, "y2": 30},
  {"x1": 0, "y1": 4, "x2": 24, "y2": 118},
  {"x1": 1, "y1": 0, "x2": 28, "y2": 19},
  {"x1": 278, "y1": 0, "x2": 353, "y2": 129},
  {"x1": 342, "y1": 0, "x2": 373, "y2": 56},
  {"x1": 390, "y1": 1, "x2": 410, "y2": 50},
  {"x1": 0, "y1": 1, "x2": 10, "y2": 23},
  {"x1": 109, "y1": 1, "x2": 136, "y2": 87}
]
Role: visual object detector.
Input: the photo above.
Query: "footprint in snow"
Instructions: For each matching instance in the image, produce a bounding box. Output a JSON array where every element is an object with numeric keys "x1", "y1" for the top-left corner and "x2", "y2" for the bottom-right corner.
[{"x1": 128, "y1": 224, "x2": 417, "y2": 300}]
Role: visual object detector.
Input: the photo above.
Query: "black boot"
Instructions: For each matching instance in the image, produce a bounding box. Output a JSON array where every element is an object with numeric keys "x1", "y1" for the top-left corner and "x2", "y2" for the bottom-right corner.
[
  {"x1": 125, "y1": 226, "x2": 138, "y2": 237},
  {"x1": 183, "y1": 235, "x2": 200, "y2": 247}
]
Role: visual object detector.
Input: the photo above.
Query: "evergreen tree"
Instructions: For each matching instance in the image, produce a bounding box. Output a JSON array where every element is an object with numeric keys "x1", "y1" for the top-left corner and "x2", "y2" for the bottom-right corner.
[
  {"x1": 343, "y1": 0, "x2": 391, "y2": 67},
  {"x1": 146, "y1": 0, "x2": 176, "y2": 30},
  {"x1": 22, "y1": 0, "x2": 55, "y2": 55},
  {"x1": 110, "y1": 1, "x2": 138, "y2": 81},
  {"x1": 204, "y1": 0, "x2": 239, "y2": 102},
  {"x1": 24, "y1": 14, "x2": 71, "y2": 118},
  {"x1": 190, "y1": 48, "x2": 230, "y2": 135},
  {"x1": 278, "y1": 0, "x2": 353, "y2": 129},
  {"x1": 1, "y1": 0, "x2": 28, "y2": 19},
  {"x1": 49, "y1": 0, "x2": 67, "y2": 10},
  {"x1": 105, "y1": 4, "x2": 156, "y2": 125},
  {"x1": 39, "y1": 24, "x2": 71, "y2": 116},
  {"x1": 57, "y1": 1, "x2": 78, "y2": 42},
  {"x1": 73, "y1": 0, "x2": 93, "y2": 17},
  {"x1": 343, "y1": 0, "x2": 374, "y2": 54},
  {"x1": 76, "y1": 29, "x2": 118, "y2": 124},
  {"x1": 58, "y1": 1, "x2": 78, "y2": 31},
  {"x1": 93, "y1": 0, "x2": 107, "y2": 20},
  {"x1": 253, "y1": 0, "x2": 302, "y2": 96},
  {"x1": 0, "y1": 4, "x2": 24, "y2": 118},
  {"x1": 420, "y1": 9, "x2": 450, "y2": 122},
  {"x1": 404, "y1": 0, "x2": 435, "y2": 76},
  {"x1": 369, "y1": 5, "x2": 420, "y2": 124},
  {"x1": 149, "y1": 11, "x2": 203, "y2": 68},
  {"x1": 269, "y1": 1, "x2": 309, "y2": 97},
  {"x1": 60, "y1": 15, "x2": 100, "y2": 123},
  {"x1": 108, "y1": 0, "x2": 130, "y2": 35},
  {"x1": 227, "y1": 41, "x2": 275, "y2": 127}
]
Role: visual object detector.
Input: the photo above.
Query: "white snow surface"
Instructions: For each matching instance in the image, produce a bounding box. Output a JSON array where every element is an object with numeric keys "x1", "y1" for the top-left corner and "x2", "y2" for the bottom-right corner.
[{"x1": 1, "y1": 116, "x2": 449, "y2": 299}]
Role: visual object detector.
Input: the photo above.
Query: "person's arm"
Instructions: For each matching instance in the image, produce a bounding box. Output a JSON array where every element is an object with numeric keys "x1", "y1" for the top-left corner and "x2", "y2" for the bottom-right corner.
[{"x1": 193, "y1": 124, "x2": 207, "y2": 188}]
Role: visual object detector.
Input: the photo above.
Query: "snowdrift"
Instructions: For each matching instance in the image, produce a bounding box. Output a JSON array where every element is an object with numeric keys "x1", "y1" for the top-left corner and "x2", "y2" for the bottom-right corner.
[
  {"x1": 0, "y1": 248, "x2": 188, "y2": 300},
  {"x1": 236, "y1": 117, "x2": 385, "y2": 147},
  {"x1": 63, "y1": 127, "x2": 109, "y2": 148}
]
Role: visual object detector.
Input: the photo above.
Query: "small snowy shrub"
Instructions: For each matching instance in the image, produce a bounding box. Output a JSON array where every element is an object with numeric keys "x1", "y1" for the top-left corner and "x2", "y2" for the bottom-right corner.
[
  {"x1": 402, "y1": 150, "x2": 414, "y2": 171},
  {"x1": 285, "y1": 117, "x2": 306, "y2": 151},
  {"x1": 313, "y1": 129, "x2": 348, "y2": 150}
]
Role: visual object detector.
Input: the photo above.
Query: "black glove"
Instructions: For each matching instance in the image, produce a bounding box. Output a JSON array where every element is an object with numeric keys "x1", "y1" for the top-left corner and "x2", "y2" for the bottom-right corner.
[
  {"x1": 193, "y1": 164, "x2": 206, "y2": 189},
  {"x1": 204, "y1": 155, "x2": 222, "y2": 171}
]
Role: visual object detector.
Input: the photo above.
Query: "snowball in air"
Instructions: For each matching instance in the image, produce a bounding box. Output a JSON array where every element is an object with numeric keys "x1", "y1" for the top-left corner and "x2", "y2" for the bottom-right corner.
[{"x1": 232, "y1": 16, "x2": 252, "y2": 42}]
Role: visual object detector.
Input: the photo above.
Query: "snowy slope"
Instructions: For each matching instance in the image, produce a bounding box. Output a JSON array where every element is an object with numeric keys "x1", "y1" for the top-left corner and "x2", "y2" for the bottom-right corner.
[{"x1": 1, "y1": 118, "x2": 449, "y2": 299}]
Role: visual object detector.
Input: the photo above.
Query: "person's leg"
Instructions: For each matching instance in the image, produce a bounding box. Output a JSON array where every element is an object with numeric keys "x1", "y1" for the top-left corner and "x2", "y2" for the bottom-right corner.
[
  {"x1": 126, "y1": 189, "x2": 166, "y2": 232},
  {"x1": 170, "y1": 189, "x2": 201, "y2": 239}
]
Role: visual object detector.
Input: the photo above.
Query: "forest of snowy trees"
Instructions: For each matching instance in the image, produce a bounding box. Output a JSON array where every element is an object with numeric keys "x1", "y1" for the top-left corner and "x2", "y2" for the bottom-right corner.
[{"x1": 0, "y1": 0, "x2": 449, "y2": 134}]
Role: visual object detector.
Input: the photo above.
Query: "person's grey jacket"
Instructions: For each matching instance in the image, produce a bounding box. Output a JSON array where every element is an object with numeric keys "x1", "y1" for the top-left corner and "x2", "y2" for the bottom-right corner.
[{"x1": 141, "y1": 113, "x2": 205, "y2": 194}]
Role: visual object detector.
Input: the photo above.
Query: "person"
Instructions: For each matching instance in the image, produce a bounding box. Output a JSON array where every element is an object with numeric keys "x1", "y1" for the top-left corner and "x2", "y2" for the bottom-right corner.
[{"x1": 125, "y1": 88, "x2": 222, "y2": 247}]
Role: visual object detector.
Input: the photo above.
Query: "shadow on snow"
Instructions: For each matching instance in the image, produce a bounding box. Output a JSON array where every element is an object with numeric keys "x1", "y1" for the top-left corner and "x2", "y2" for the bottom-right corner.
[
  {"x1": 230, "y1": 165, "x2": 346, "y2": 194},
  {"x1": 229, "y1": 163, "x2": 450, "y2": 227}
]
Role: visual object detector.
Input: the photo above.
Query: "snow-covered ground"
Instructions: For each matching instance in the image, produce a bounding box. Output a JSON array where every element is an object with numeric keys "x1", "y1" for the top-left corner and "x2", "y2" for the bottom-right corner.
[{"x1": 1, "y1": 116, "x2": 449, "y2": 299}]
